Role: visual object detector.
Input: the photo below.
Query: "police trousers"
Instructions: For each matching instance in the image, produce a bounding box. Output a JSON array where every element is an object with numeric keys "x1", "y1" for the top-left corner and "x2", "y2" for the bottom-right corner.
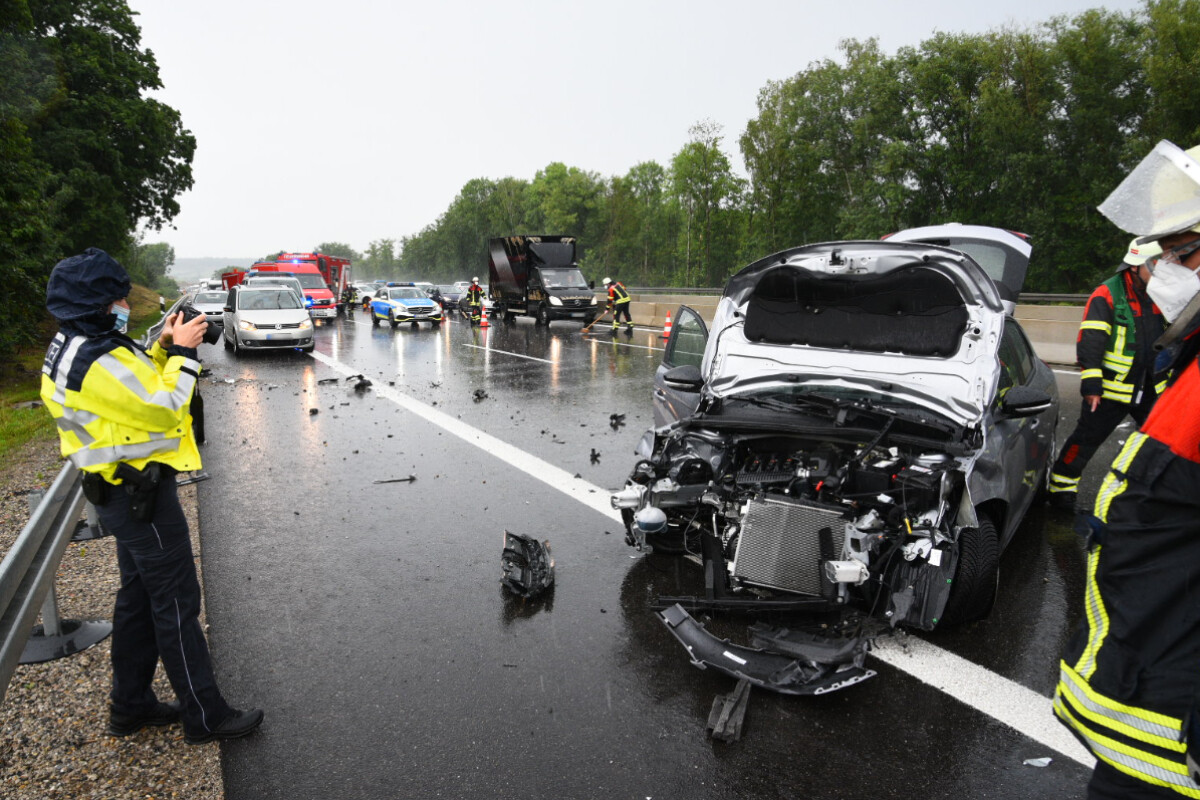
[{"x1": 96, "y1": 475, "x2": 231, "y2": 737}]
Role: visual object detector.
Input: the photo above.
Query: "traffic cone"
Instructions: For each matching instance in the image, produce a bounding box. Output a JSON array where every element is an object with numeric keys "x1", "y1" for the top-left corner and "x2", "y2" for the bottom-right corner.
[
  {"x1": 480, "y1": 311, "x2": 489, "y2": 328},
  {"x1": 661, "y1": 311, "x2": 672, "y2": 339}
]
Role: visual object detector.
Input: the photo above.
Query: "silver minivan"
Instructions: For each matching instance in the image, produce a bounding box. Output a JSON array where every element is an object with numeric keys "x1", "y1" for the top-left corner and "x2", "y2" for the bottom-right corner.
[{"x1": 222, "y1": 286, "x2": 313, "y2": 355}]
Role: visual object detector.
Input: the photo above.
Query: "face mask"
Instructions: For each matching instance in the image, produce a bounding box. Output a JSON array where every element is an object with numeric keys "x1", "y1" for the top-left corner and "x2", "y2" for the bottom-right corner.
[
  {"x1": 1146, "y1": 258, "x2": 1200, "y2": 323},
  {"x1": 111, "y1": 304, "x2": 130, "y2": 332}
]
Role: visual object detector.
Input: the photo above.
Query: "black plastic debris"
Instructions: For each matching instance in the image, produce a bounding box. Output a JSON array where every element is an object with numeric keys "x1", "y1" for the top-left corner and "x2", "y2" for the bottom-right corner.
[
  {"x1": 353, "y1": 376, "x2": 373, "y2": 393},
  {"x1": 589, "y1": 448, "x2": 600, "y2": 464},
  {"x1": 317, "y1": 378, "x2": 339, "y2": 385},
  {"x1": 500, "y1": 531, "x2": 554, "y2": 599},
  {"x1": 609, "y1": 413, "x2": 626, "y2": 431},
  {"x1": 707, "y1": 679, "x2": 752, "y2": 742},
  {"x1": 308, "y1": 408, "x2": 319, "y2": 416},
  {"x1": 473, "y1": 389, "x2": 488, "y2": 403},
  {"x1": 373, "y1": 475, "x2": 417, "y2": 484}
]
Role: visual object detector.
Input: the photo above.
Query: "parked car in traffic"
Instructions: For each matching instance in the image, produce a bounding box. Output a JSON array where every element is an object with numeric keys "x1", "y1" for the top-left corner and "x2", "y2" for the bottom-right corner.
[
  {"x1": 613, "y1": 238, "x2": 1059, "y2": 695},
  {"x1": 428, "y1": 284, "x2": 463, "y2": 310},
  {"x1": 189, "y1": 290, "x2": 229, "y2": 327},
  {"x1": 369, "y1": 283, "x2": 443, "y2": 328},
  {"x1": 243, "y1": 275, "x2": 306, "y2": 308},
  {"x1": 222, "y1": 285, "x2": 314, "y2": 354}
]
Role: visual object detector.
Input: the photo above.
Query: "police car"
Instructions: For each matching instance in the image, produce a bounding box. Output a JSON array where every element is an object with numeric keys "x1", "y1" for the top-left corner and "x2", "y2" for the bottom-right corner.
[{"x1": 369, "y1": 283, "x2": 443, "y2": 327}]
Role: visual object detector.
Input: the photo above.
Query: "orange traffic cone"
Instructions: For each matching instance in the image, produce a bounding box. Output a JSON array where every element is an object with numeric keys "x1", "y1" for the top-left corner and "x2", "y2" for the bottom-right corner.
[
  {"x1": 480, "y1": 311, "x2": 489, "y2": 328},
  {"x1": 661, "y1": 311, "x2": 672, "y2": 339}
]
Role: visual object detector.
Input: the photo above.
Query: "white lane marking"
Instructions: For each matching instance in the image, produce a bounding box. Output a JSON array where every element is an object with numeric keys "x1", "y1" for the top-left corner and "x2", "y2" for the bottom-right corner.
[
  {"x1": 462, "y1": 343, "x2": 553, "y2": 364},
  {"x1": 309, "y1": 350, "x2": 621, "y2": 523},
  {"x1": 310, "y1": 344, "x2": 1093, "y2": 768},
  {"x1": 872, "y1": 636, "x2": 1094, "y2": 767},
  {"x1": 582, "y1": 336, "x2": 664, "y2": 352}
]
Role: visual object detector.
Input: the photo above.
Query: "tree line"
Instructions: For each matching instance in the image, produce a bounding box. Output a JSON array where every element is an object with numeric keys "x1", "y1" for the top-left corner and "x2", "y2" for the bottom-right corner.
[
  {"x1": 2, "y1": 0, "x2": 193, "y2": 359},
  {"x1": 363, "y1": 0, "x2": 1199, "y2": 294}
]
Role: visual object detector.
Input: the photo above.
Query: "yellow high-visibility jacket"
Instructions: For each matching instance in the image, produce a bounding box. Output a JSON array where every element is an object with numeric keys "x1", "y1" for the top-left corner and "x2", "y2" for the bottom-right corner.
[{"x1": 41, "y1": 331, "x2": 202, "y2": 483}]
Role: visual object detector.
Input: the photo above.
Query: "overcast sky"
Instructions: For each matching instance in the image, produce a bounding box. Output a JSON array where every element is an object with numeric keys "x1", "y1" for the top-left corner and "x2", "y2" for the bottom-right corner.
[{"x1": 129, "y1": 0, "x2": 1145, "y2": 260}]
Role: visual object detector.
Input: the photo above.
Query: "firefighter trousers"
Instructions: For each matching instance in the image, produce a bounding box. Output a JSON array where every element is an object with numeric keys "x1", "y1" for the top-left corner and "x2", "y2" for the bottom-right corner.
[
  {"x1": 96, "y1": 476, "x2": 232, "y2": 738},
  {"x1": 1049, "y1": 388, "x2": 1157, "y2": 493}
]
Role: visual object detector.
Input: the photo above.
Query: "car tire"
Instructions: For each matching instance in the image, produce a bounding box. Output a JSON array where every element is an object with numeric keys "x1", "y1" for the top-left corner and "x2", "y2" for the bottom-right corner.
[
  {"x1": 371, "y1": 308, "x2": 379, "y2": 326},
  {"x1": 940, "y1": 514, "x2": 1000, "y2": 626},
  {"x1": 231, "y1": 335, "x2": 241, "y2": 357},
  {"x1": 223, "y1": 333, "x2": 232, "y2": 351},
  {"x1": 388, "y1": 310, "x2": 397, "y2": 329},
  {"x1": 536, "y1": 304, "x2": 550, "y2": 326}
]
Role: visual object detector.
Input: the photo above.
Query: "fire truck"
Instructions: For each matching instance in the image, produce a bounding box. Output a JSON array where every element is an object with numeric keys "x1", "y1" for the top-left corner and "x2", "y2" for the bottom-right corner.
[{"x1": 276, "y1": 252, "x2": 352, "y2": 314}]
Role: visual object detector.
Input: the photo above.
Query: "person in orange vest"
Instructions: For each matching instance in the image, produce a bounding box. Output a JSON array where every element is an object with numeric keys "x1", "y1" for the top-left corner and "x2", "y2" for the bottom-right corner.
[
  {"x1": 1054, "y1": 140, "x2": 1200, "y2": 799},
  {"x1": 463, "y1": 277, "x2": 485, "y2": 325},
  {"x1": 602, "y1": 277, "x2": 632, "y2": 335}
]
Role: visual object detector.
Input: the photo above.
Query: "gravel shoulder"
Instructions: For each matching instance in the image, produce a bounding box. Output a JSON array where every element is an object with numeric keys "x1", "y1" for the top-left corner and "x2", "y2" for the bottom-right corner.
[{"x1": 0, "y1": 437, "x2": 223, "y2": 800}]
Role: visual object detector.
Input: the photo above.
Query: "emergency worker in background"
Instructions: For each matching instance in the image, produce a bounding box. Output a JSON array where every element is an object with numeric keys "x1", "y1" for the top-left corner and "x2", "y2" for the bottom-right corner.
[
  {"x1": 1046, "y1": 238, "x2": 1168, "y2": 509},
  {"x1": 464, "y1": 276, "x2": 484, "y2": 325},
  {"x1": 1054, "y1": 141, "x2": 1200, "y2": 799},
  {"x1": 41, "y1": 249, "x2": 263, "y2": 745},
  {"x1": 602, "y1": 277, "x2": 632, "y2": 334}
]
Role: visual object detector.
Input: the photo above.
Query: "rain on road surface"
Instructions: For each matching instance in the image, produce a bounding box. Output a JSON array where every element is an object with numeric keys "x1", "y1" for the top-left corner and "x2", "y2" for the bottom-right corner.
[{"x1": 191, "y1": 311, "x2": 1120, "y2": 799}]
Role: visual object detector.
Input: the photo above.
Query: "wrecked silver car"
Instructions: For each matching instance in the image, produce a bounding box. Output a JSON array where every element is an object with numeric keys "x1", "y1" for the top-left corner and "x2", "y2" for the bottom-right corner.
[{"x1": 613, "y1": 239, "x2": 1058, "y2": 694}]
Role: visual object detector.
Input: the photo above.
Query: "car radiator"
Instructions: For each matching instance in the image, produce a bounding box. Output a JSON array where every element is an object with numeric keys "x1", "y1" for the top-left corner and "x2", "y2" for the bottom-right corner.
[{"x1": 731, "y1": 496, "x2": 842, "y2": 596}]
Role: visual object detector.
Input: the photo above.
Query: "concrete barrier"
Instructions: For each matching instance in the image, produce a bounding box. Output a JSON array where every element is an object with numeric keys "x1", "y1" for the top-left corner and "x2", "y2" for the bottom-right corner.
[{"x1": 620, "y1": 295, "x2": 1082, "y2": 367}]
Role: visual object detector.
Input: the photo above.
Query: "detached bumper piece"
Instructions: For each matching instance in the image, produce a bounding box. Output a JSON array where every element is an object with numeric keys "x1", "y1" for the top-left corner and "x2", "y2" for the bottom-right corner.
[
  {"x1": 500, "y1": 531, "x2": 554, "y2": 599},
  {"x1": 657, "y1": 604, "x2": 876, "y2": 695}
]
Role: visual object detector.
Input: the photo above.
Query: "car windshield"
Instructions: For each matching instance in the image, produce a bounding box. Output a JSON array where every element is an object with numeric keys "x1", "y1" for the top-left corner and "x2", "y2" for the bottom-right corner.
[
  {"x1": 238, "y1": 290, "x2": 302, "y2": 310},
  {"x1": 194, "y1": 291, "x2": 227, "y2": 304},
  {"x1": 389, "y1": 288, "x2": 424, "y2": 300},
  {"x1": 540, "y1": 268, "x2": 589, "y2": 289},
  {"x1": 437, "y1": 285, "x2": 457, "y2": 293},
  {"x1": 293, "y1": 274, "x2": 326, "y2": 289}
]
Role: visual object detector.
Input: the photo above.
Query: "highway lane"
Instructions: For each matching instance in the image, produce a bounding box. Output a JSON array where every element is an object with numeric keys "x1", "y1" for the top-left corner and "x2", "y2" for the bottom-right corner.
[{"x1": 190, "y1": 312, "x2": 1121, "y2": 799}]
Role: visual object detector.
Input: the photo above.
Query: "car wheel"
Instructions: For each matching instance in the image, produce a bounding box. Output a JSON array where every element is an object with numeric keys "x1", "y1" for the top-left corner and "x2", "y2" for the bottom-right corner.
[
  {"x1": 231, "y1": 335, "x2": 241, "y2": 357},
  {"x1": 388, "y1": 310, "x2": 397, "y2": 328},
  {"x1": 371, "y1": 308, "x2": 379, "y2": 326},
  {"x1": 536, "y1": 304, "x2": 550, "y2": 326},
  {"x1": 223, "y1": 332, "x2": 232, "y2": 350},
  {"x1": 940, "y1": 513, "x2": 1000, "y2": 626}
]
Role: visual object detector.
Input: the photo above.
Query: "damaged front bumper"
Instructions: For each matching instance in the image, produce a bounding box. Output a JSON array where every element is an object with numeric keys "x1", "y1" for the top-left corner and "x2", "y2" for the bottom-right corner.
[{"x1": 657, "y1": 604, "x2": 877, "y2": 695}]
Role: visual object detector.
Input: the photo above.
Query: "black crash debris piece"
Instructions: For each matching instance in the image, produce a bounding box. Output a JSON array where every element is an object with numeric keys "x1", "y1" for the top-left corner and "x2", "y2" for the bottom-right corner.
[
  {"x1": 590, "y1": 448, "x2": 601, "y2": 464},
  {"x1": 609, "y1": 413, "x2": 626, "y2": 431},
  {"x1": 657, "y1": 604, "x2": 876, "y2": 695},
  {"x1": 317, "y1": 377, "x2": 340, "y2": 385},
  {"x1": 707, "y1": 679, "x2": 752, "y2": 742},
  {"x1": 473, "y1": 388, "x2": 489, "y2": 403},
  {"x1": 352, "y1": 375, "x2": 373, "y2": 393},
  {"x1": 500, "y1": 531, "x2": 554, "y2": 599},
  {"x1": 373, "y1": 475, "x2": 417, "y2": 484}
]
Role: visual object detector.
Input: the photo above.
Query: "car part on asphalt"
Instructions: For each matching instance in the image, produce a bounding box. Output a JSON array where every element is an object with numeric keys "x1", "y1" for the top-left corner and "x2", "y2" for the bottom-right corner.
[
  {"x1": 500, "y1": 532, "x2": 555, "y2": 599},
  {"x1": 707, "y1": 678, "x2": 752, "y2": 742}
]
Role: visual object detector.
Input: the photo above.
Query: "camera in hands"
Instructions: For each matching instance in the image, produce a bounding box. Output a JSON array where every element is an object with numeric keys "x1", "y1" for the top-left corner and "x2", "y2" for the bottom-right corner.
[{"x1": 179, "y1": 304, "x2": 222, "y2": 346}]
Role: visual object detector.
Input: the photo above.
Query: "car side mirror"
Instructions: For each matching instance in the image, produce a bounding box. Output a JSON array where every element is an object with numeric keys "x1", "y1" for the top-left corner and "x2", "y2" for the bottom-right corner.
[
  {"x1": 663, "y1": 364, "x2": 703, "y2": 392},
  {"x1": 224, "y1": 305, "x2": 233, "y2": 313},
  {"x1": 1000, "y1": 384, "x2": 1052, "y2": 418}
]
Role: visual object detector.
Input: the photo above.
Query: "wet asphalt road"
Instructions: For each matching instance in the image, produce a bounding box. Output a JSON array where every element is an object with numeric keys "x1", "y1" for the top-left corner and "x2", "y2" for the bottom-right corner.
[{"x1": 191, "y1": 311, "x2": 1124, "y2": 799}]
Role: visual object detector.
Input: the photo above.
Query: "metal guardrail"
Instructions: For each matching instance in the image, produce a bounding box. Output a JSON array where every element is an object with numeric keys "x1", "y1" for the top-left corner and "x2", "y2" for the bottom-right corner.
[
  {"x1": 627, "y1": 287, "x2": 1087, "y2": 304},
  {"x1": 0, "y1": 462, "x2": 111, "y2": 707}
]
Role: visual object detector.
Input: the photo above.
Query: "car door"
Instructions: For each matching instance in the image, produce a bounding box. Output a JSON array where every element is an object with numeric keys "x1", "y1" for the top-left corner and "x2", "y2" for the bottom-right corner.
[{"x1": 652, "y1": 305, "x2": 710, "y2": 427}]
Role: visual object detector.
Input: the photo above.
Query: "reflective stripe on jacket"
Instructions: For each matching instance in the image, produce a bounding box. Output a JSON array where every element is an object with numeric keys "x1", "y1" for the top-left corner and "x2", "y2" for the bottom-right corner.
[
  {"x1": 1055, "y1": 420, "x2": 1200, "y2": 796},
  {"x1": 607, "y1": 282, "x2": 630, "y2": 305},
  {"x1": 1077, "y1": 271, "x2": 1166, "y2": 403},
  {"x1": 40, "y1": 331, "x2": 202, "y2": 482}
]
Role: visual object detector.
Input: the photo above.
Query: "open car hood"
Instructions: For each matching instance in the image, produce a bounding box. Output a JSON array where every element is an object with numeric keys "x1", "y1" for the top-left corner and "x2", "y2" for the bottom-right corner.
[{"x1": 702, "y1": 241, "x2": 1006, "y2": 430}]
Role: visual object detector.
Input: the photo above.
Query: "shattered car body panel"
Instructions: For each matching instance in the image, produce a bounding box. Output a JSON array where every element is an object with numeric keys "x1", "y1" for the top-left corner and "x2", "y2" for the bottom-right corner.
[{"x1": 615, "y1": 240, "x2": 1058, "y2": 694}]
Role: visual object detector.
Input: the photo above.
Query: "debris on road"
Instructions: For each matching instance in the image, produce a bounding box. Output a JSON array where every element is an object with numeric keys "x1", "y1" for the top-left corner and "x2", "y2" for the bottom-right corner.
[
  {"x1": 707, "y1": 679, "x2": 752, "y2": 743},
  {"x1": 609, "y1": 413, "x2": 626, "y2": 430},
  {"x1": 308, "y1": 408, "x2": 319, "y2": 415},
  {"x1": 500, "y1": 531, "x2": 555, "y2": 599},
  {"x1": 317, "y1": 377, "x2": 339, "y2": 384},
  {"x1": 590, "y1": 448, "x2": 601, "y2": 464},
  {"x1": 473, "y1": 388, "x2": 488, "y2": 402},
  {"x1": 1022, "y1": 757, "x2": 1053, "y2": 768},
  {"x1": 373, "y1": 475, "x2": 417, "y2": 484},
  {"x1": 353, "y1": 375, "x2": 373, "y2": 393}
]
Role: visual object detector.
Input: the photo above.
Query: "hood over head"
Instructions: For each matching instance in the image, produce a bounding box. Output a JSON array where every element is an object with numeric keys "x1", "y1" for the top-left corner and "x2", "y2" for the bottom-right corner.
[{"x1": 46, "y1": 248, "x2": 131, "y2": 335}]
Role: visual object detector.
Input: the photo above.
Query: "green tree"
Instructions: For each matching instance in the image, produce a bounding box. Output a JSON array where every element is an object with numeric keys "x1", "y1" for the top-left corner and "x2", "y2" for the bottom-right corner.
[{"x1": 671, "y1": 121, "x2": 743, "y2": 285}]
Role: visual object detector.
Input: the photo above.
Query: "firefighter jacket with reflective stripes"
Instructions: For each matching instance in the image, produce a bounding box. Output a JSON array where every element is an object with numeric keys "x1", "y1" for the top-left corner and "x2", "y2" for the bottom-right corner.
[
  {"x1": 1076, "y1": 270, "x2": 1166, "y2": 404},
  {"x1": 464, "y1": 284, "x2": 484, "y2": 305},
  {"x1": 606, "y1": 282, "x2": 630, "y2": 307},
  {"x1": 40, "y1": 331, "x2": 202, "y2": 483},
  {"x1": 1055, "y1": 330, "x2": 1200, "y2": 796}
]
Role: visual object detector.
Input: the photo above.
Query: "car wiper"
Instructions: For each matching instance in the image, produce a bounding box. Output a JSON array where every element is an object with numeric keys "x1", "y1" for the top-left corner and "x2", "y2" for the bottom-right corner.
[{"x1": 729, "y1": 393, "x2": 842, "y2": 419}]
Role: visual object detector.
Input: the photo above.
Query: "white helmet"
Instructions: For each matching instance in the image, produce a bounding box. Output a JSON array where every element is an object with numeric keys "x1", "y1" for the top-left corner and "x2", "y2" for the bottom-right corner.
[
  {"x1": 1123, "y1": 238, "x2": 1162, "y2": 267},
  {"x1": 472, "y1": 276, "x2": 479, "y2": 283},
  {"x1": 602, "y1": 277, "x2": 612, "y2": 286},
  {"x1": 1099, "y1": 141, "x2": 1200, "y2": 241}
]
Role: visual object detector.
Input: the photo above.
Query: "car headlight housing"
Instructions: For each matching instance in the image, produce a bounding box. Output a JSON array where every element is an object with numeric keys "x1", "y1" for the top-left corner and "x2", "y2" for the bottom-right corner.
[
  {"x1": 590, "y1": 296, "x2": 598, "y2": 305},
  {"x1": 238, "y1": 320, "x2": 256, "y2": 331},
  {"x1": 548, "y1": 296, "x2": 563, "y2": 307},
  {"x1": 298, "y1": 318, "x2": 313, "y2": 330}
]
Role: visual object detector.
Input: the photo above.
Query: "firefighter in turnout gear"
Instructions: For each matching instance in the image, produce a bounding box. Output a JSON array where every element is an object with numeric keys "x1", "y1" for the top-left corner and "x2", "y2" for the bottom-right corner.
[
  {"x1": 603, "y1": 277, "x2": 632, "y2": 334},
  {"x1": 1046, "y1": 238, "x2": 1168, "y2": 510},
  {"x1": 464, "y1": 276, "x2": 484, "y2": 324},
  {"x1": 40, "y1": 249, "x2": 263, "y2": 745},
  {"x1": 1055, "y1": 141, "x2": 1200, "y2": 799}
]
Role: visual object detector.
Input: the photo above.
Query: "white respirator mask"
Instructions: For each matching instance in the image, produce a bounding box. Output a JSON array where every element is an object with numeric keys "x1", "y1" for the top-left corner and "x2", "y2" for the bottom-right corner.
[{"x1": 1147, "y1": 241, "x2": 1200, "y2": 322}]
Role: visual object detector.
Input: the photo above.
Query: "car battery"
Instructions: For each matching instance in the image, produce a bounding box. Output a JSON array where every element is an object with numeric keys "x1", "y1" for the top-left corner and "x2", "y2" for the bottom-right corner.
[{"x1": 892, "y1": 464, "x2": 942, "y2": 509}]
